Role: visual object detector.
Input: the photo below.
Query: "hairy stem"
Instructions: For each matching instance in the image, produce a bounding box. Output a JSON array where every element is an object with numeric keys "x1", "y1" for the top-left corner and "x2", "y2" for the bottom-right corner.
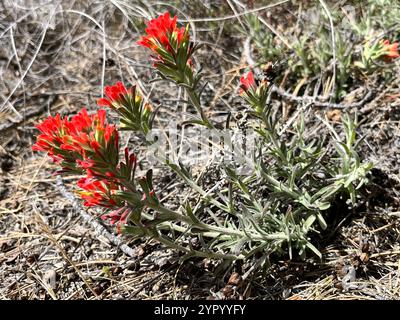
[{"x1": 185, "y1": 86, "x2": 215, "y2": 129}]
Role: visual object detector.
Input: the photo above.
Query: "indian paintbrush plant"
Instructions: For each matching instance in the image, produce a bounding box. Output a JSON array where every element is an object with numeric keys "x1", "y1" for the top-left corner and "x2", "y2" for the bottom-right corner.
[{"x1": 33, "y1": 12, "x2": 373, "y2": 272}]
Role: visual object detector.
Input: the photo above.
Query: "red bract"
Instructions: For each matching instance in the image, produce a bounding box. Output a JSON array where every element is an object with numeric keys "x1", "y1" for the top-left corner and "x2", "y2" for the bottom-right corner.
[
  {"x1": 77, "y1": 176, "x2": 117, "y2": 207},
  {"x1": 32, "y1": 108, "x2": 119, "y2": 172},
  {"x1": 137, "y1": 12, "x2": 187, "y2": 54},
  {"x1": 32, "y1": 114, "x2": 67, "y2": 156},
  {"x1": 101, "y1": 207, "x2": 131, "y2": 234},
  {"x1": 76, "y1": 159, "x2": 95, "y2": 169},
  {"x1": 240, "y1": 71, "x2": 256, "y2": 94},
  {"x1": 97, "y1": 82, "x2": 131, "y2": 107},
  {"x1": 239, "y1": 70, "x2": 269, "y2": 115},
  {"x1": 381, "y1": 40, "x2": 400, "y2": 62}
]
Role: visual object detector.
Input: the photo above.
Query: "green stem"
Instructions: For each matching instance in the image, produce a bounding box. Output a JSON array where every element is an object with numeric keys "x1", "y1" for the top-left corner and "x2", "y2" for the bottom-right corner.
[
  {"x1": 146, "y1": 201, "x2": 288, "y2": 242},
  {"x1": 158, "y1": 221, "x2": 229, "y2": 239},
  {"x1": 154, "y1": 232, "x2": 243, "y2": 260},
  {"x1": 185, "y1": 86, "x2": 215, "y2": 130}
]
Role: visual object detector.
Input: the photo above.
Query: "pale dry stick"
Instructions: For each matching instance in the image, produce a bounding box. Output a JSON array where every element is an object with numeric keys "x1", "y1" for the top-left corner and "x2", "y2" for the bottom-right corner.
[
  {"x1": 178, "y1": 0, "x2": 290, "y2": 23},
  {"x1": 0, "y1": 6, "x2": 56, "y2": 113},
  {"x1": 101, "y1": 18, "x2": 106, "y2": 97},
  {"x1": 227, "y1": 0, "x2": 247, "y2": 31},
  {"x1": 0, "y1": 156, "x2": 47, "y2": 228},
  {"x1": 192, "y1": 179, "x2": 226, "y2": 215},
  {"x1": 243, "y1": 37, "x2": 256, "y2": 66},
  {"x1": 60, "y1": 9, "x2": 106, "y2": 46},
  {"x1": 158, "y1": 183, "x2": 181, "y2": 204},
  {"x1": 110, "y1": 0, "x2": 154, "y2": 21},
  {"x1": 8, "y1": 26, "x2": 23, "y2": 119},
  {"x1": 64, "y1": 287, "x2": 88, "y2": 300},
  {"x1": 29, "y1": 268, "x2": 58, "y2": 300},
  {"x1": 370, "y1": 250, "x2": 400, "y2": 259},
  {"x1": 103, "y1": 44, "x2": 151, "y2": 98},
  {"x1": 150, "y1": 289, "x2": 180, "y2": 299},
  {"x1": 0, "y1": 11, "x2": 33, "y2": 38},
  {"x1": 97, "y1": 7, "x2": 153, "y2": 97},
  {"x1": 370, "y1": 223, "x2": 396, "y2": 234},
  {"x1": 101, "y1": 271, "x2": 151, "y2": 296},
  {"x1": 396, "y1": 259, "x2": 400, "y2": 292},
  {"x1": 177, "y1": 88, "x2": 189, "y2": 161},
  {"x1": 0, "y1": 233, "x2": 79, "y2": 244},
  {"x1": 56, "y1": 175, "x2": 136, "y2": 258},
  {"x1": 233, "y1": 0, "x2": 292, "y2": 49},
  {"x1": 278, "y1": 102, "x2": 312, "y2": 136}
]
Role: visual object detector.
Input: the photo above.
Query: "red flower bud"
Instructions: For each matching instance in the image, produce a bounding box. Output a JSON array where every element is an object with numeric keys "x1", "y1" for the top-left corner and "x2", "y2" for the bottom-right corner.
[
  {"x1": 240, "y1": 71, "x2": 256, "y2": 94},
  {"x1": 97, "y1": 82, "x2": 131, "y2": 107},
  {"x1": 381, "y1": 39, "x2": 400, "y2": 62},
  {"x1": 137, "y1": 12, "x2": 188, "y2": 56}
]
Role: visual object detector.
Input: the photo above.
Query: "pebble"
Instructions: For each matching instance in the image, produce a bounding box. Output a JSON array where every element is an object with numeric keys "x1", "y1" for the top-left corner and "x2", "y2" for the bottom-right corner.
[
  {"x1": 43, "y1": 269, "x2": 57, "y2": 289},
  {"x1": 127, "y1": 261, "x2": 141, "y2": 272}
]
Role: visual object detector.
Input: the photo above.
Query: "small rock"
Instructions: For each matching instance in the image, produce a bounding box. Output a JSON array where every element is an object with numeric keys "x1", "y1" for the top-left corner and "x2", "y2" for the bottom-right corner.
[
  {"x1": 1, "y1": 155, "x2": 14, "y2": 172},
  {"x1": 111, "y1": 266, "x2": 123, "y2": 276},
  {"x1": 221, "y1": 285, "x2": 234, "y2": 298},
  {"x1": 0, "y1": 241, "x2": 9, "y2": 252},
  {"x1": 93, "y1": 285, "x2": 103, "y2": 295},
  {"x1": 43, "y1": 270, "x2": 57, "y2": 290},
  {"x1": 152, "y1": 283, "x2": 161, "y2": 292},
  {"x1": 227, "y1": 272, "x2": 242, "y2": 287},
  {"x1": 360, "y1": 252, "x2": 369, "y2": 263},
  {"x1": 26, "y1": 253, "x2": 40, "y2": 264},
  {"x1": 341, "y1": 266, "x2": 356, "y2": 291},
  {"x1": 127, "y1": 261, "x2": 140, "y2": 272},
  {"x1": 135, "y1": 246, "x2": 146, "y2": 257},
  {"x1": 326, "y1": 109, "x2": 341, "y2": 122}
]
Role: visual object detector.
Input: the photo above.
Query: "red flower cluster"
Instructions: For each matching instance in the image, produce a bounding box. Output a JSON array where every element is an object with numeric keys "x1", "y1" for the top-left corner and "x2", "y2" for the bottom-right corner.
[
  {"x1": 239, "y1": 71, "x2": 256, "y2": 94},
  {"x1": 32, "y1": 108, "x2": 119, "y2": 169},
  {"x1": 96, "y1": 81, "x2": 153, "y2": 134},
  {"x1": 32, "y1": 114, "x2": 67, "y2": 163},
  {"x1": 381, "y1": 40, "x2": 400, "y2": 62},
  {"x1": 239, "y1": 70, "x2": 270, "y2": 115},
  {"x1": 32, "y1": 107, "x2": 145, "y2": 232},
  {"x1": 137, "y1": 12, "x2": 187, "y2": 55},
  {"x1": 97, "y1": 81, "x2": 131, "y2": 108},
  {"x1": 33, "y1": 109, "x2": 124, "y2": 213},
  {"x1": 77, "y1": 175, "x2": 117, "y2": 207}
]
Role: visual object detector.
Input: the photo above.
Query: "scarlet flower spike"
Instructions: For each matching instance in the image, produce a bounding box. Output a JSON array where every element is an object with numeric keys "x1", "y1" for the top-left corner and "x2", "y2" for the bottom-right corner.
[
  {"x1": 137, "y1": 12, "x2": 187, "y2": 55},
  {"x1": 239, "y1": 70, "x2": 270, "y2": 115},
  {"x1": 97, "y1": 82, "x2": 131, "y2": 107},
  {"x1": 77, "y1": 177, "x2": 117, "y2": 207},
  {"x1": 240, "y1": 71, "x2": 256, "y2": 94},
  {"x1": 33, "y1": 108, "x2": 119, "y2": 173},
  {"x1": 381, "y1": 39, "x2": 400, "y2": 62}
]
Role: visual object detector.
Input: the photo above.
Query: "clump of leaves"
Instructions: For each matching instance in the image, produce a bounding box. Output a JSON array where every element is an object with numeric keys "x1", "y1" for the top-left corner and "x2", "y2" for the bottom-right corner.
[{"x1": 244, "y1": 1, "x2": 399, "y2": 100}]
